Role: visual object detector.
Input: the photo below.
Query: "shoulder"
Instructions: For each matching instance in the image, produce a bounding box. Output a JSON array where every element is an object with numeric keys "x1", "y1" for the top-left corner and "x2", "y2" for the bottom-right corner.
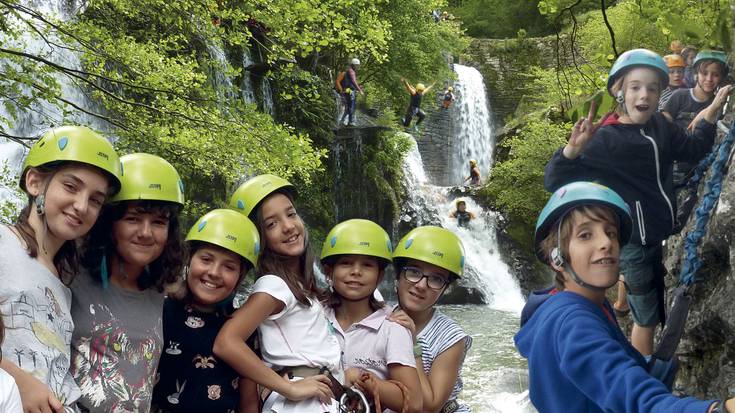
[
  {"x1": 421, "y1": 310, "x2": 471, "y2": 351},
  {"x1": 252, "y1": 274, "x2": 296, "y2": 307}
]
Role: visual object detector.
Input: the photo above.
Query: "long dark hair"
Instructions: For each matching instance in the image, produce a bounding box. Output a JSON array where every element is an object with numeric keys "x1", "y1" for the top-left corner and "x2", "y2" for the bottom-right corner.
[
  {"x1": 252, "y1": 191, "x2": 323, "y2": 306},
  {"x1": 14, "y1": 162, "x2": 114, "y2": 283},
  {"x1": 81, "y1": 200, "x2": 184, "y2": 292},
  {"x1": 322, "y1": 255, "x2": 386, "y2": 312}
]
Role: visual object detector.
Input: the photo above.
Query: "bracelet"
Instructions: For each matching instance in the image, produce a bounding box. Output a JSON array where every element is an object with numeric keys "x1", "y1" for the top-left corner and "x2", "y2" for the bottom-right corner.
[{"x1": 413, "y1": 342, "x2": 423, "y2": 358}]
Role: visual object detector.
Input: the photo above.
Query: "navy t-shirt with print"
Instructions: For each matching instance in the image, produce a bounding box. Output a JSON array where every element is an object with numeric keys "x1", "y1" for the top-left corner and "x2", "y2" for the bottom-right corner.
[{"x1": 152, "y1": 299, "x2": 246, "y2": 413}]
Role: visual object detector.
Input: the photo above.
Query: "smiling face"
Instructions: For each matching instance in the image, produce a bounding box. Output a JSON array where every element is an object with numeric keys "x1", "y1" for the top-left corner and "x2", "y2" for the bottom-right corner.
[
  {"x1": 259, "y1": 193, "x2": 305, "y2": 258},
  {"x1": 112, "y1": 202, "x2": 170, "y2": 269},
  {"x1": 618, "y1": 67, "x2": 662, "y2": 125},
  {"x1": 396, "y1": 258, "x2": 451, "y2": 313},
  {"x1": 562, "y1": 208, "x2": 621, "y2": 294},
  {"x1": 327, "y1": 254, "x2": 382, "y2": 302},
  {"x1": 187, "y1": 244, "x2": 243, "y2": 306},
  {"x1": 696, "y1": 61, "x2": 724, "y2": 94},
  {"x1": 25, "y1": 163, "x2": 110, "y2": 243}
]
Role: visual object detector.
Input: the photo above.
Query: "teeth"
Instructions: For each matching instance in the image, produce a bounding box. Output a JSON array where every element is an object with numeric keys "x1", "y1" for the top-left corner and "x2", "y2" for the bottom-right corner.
[{"x1": 202, "y1": 280, "x2": 218, "y2": 289}]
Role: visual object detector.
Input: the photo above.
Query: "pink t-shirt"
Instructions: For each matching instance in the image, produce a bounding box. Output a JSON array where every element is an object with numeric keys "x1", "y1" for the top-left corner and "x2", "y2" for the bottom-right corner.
[{"x1": 326, "y1": 306, "x2": 415, "y2": 379}]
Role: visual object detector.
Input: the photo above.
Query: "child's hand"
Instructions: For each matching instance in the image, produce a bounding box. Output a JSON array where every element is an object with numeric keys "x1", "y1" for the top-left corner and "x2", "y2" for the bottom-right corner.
[
  {"x1": 564, "y1": 101, "x2": 598, "y2": 159},
  {"x1": 696, "y1": 84, "x2": 734, "y2": 128},
  {"x1": 15, "y1": 372, "x2": 64, "y2": 413},
  {"x1": 344, "y1": 367, "x2": 363, "y2": 385},
  {"x1": 387, "y1": 309, "x2": 417, "y2": 340},
  {"x1": 284, "y1": 374, "x2": 334, "y2": 403}
]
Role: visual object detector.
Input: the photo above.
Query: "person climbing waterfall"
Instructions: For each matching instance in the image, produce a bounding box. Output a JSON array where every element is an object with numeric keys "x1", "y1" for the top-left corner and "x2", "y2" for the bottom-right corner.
[
  {"x1": 516, "y1": 181, "x2": 735, "y2": 413},
  {"x1": 441, "y1": 86, "x2": 455, "y2": 110},
  {"x1": 544, "y1": 49, "x2": 732, "y2": 357},
  {"x1": 338, "y1": 58, "x2": 365, "y2": 127},
  {"x1": 401, "y1": 79, "x2": 435, "y2": 132},
  {"x1": 463, "y1": 159, "x2": 481, "y2": 186},
  {"x1": 449, "y1": 200, "x2": 476, "y2": 228}
]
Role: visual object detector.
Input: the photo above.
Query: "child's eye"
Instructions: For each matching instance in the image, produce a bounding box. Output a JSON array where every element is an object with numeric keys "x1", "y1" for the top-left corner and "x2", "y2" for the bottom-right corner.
[
  {"x1": 606, "y1": 230, "x2": 619, "y2": 239},
  {"x1": 63, "y1": 182, "x2": 77, "y2": 192},
  {"x1": 90, "y1": 197, "x2": 104, "y2": 207},
  {"x1": 578, "y1": 231, "x2": 591, "y2": 240},
  {"x1": 265, "y1": 221, "x2": 276, "y2": 229},
  {"x1": 125, "y1": 215, "x2": 139, "y2": 223}
]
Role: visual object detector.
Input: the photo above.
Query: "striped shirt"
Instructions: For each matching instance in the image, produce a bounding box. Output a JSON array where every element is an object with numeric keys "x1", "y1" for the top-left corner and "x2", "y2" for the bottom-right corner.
[{"x1": 417, "y1": 309, "x2": 472, "y2": 412}]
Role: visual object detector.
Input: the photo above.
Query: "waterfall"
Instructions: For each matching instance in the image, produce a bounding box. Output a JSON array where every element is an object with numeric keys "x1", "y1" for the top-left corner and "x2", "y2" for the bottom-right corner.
[
  {"x1": 401, "y1": 144, "x2": 523, "y2": 313},
  {"x1": 451, "y1": 64, "x2": 494, "y2": 185},
  {"x1": 241, "y1": 48, "x2": 256, "y2": 105}
]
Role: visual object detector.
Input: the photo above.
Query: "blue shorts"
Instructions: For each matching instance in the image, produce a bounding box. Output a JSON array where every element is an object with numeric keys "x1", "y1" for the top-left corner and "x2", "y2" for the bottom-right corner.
[{"x1": 620, "y1": 243, "x2": 666, "y2": 327}]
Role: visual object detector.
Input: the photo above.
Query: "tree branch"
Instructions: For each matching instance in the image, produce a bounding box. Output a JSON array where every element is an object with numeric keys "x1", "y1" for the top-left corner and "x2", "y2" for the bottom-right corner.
[{"x1": 601, "y1": 0, "x2": 619, "y2": 58}]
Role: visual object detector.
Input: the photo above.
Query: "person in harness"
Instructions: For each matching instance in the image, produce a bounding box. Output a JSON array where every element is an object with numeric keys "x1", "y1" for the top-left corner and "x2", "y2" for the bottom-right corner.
[
  {"x1": 441, "y1": 86, "x2": 455, "y2": 110},
  {"x1": 449, "y1": 199, "x2": 476, "y2": 229},
  {"x1": 401, "y1": 79, "x2": 435, "y2": 131},
  {"x1": 337, "y1": 58, "x2": 365, "y2": 127},
  {"x1": 516, "y1": 181, "x2": 735, "y2": 413},
  {"x1": 463, "y1": 159, "x2": 481, "y2": 186},
  {"x1": 544, "y1": 48, "x2": 730, "y2": 357}
]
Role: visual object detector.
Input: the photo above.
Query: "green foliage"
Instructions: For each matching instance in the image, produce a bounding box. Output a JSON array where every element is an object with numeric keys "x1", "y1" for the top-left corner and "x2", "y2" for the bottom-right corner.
[
  {"x1": 482, "y1": 120, "x2": 569, "y2": 227},
  {"x1": 450, "y1": 0, "x2": 556, "y2": 38},
  {"x1": 362, "y1": 131, "x2": 414, "y2": 221},
  {"x1": 0, "y1": 162, "x2": 23, "y2": 224}
]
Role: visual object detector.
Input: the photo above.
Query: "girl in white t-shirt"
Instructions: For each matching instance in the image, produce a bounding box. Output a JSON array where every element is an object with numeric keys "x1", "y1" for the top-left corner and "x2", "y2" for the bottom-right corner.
[
  {"x1": 215, "y1": 174, "x2": 342, "y2": 413},
  {"x1": 320, "y1": 219, "x2": 422, "y2": 413}
]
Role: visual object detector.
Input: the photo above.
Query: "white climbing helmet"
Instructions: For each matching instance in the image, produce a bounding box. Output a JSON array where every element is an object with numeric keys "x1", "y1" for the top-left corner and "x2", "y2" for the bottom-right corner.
[{"x1": 351, "y1": 58, "x2": 361, "y2": 66}]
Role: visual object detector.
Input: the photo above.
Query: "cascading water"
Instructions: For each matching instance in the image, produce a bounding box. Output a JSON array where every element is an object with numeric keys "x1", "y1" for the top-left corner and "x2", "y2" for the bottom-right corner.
[
  {"x1": 241, "y1": 48, "x2": 257, "y2": 105},
  {"x1": 398, "y1": 65, "x2": 534, "y2": 411},
  {"x1": 451, "y1": 64, "x2": 494, "y2": 185}
]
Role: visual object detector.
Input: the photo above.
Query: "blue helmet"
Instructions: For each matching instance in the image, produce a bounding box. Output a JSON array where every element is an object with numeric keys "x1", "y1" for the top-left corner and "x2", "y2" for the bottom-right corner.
[
  {"x1": 693, "y1": 50, "x2": 729, "y2": 76},
  {"x1": 607, "y1": 49, "x2": 669, "y2": 96},
  {"x1": 534, "y1": 182, "x2": 633, "y2": 263}
]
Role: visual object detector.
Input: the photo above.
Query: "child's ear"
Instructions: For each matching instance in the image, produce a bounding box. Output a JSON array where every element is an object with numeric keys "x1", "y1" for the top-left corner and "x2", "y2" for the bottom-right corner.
[{"x1": 24, "y1": 167, "x2": 47, "y2": 197}]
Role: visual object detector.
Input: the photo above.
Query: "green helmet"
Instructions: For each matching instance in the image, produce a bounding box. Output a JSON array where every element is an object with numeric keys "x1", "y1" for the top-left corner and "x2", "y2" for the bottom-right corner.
[
  {"x1": 693, "y1": 50, "x2": 729, "y2": 76},
  {"x1": 534, "y1": 181, "x2": 632, "y2": 263},
  {"x1": 111, "y1": 153, "x2": 184, "y2": 206},
  {"x1": 229, "y1": 174, "x2": 295, "y2": 218},
  {"x1": 607, "y1": 49, "x2": 668, "y2": 95},
  {"x1": 186, "y1": 209, "x2": 260, "y2": 268},
  {"x1": 20, "y1": 125, "x2": 121, "y2": 193},
  {"x1": 392, "y1": 226, "x2": 465, "y2": 278},
  {"x1": 321, "y1": 219, "x2": 392, "y2": 264}
]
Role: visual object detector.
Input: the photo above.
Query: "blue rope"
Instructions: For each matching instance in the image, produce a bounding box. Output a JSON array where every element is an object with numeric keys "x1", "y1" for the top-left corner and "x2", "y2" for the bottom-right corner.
[{"x1": 679, "y1": 121, "x2": 735, "y2": 286}]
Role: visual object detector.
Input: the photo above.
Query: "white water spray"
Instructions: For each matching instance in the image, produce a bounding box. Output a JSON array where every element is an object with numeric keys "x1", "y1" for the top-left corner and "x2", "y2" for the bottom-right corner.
[{"x1": 451, "y1": 64, "x2": 495, "y2": 185}]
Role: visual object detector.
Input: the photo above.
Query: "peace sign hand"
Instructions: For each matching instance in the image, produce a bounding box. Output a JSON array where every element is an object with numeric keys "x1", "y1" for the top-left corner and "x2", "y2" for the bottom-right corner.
[{"x1": 564, "y1": 101, "x2": 599, "y2": 160}]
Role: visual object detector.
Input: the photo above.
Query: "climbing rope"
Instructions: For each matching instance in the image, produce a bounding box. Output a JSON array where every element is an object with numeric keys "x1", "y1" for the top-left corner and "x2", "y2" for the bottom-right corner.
[{"x1": 679, "y1": 119, "x2": 735, "y2": 286}]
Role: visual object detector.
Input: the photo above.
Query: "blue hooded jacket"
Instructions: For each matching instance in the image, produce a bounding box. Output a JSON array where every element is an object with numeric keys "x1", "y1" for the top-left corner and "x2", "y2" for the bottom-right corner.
[{"x1": 514, "y1": 291, "x2": 714, "y2": 413}]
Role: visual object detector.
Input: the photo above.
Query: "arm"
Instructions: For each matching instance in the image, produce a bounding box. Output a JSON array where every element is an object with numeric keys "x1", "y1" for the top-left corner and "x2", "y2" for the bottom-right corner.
[
  {"x1": 369, "y1": 365, "x2": 422, "y2": 413},
  {"x1": 469, "y1": 212, "x2": 476, "y2": 219},
  {"x1": 348, "y1": 69, "x2": 363, "y2": 94},
  {"x1": 0, "y1": 358, "x2": 63, "y2": 413},
  {"x1": 423, "y1": 82, "x2": 437, "y2": 94},
  {"x1": 238, "y1": 377, "x2": 259, "y2": 413},
  {"x1": 213, "y1": 292, "x2": 333, "y2": 403},
  {"x1": 545, "y1": 104, "x2": 601, "y2": 192},
  {"x1": 449, "y1": 211, "x2": 456, "y2": 218},
  {"x1": 558, "y1": 311, "x2": 715, "y2": 412},
  {"x1": 401, "y1": 78, "x2": 415, "y2": 94},
  {"x1": 687, "y1": 85, "x2": 733, "y2": 132}
]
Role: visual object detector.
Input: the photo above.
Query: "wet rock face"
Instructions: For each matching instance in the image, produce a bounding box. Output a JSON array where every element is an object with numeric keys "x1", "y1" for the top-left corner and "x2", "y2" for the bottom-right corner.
[{"x1": 662, "y1": 117, "x2": 735, "y2": 398}]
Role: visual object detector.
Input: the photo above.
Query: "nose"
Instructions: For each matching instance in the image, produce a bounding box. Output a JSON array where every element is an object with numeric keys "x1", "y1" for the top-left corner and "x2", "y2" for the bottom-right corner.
[
  {"x1": 414, "y1": 275, "x2": 429, "y2": 290},
  {"x1": 138, "y1": 219, "x2": 153, "y2": 238},
  {"x1": 72, "y1": 194, "x2": 89, "y2": 215}
]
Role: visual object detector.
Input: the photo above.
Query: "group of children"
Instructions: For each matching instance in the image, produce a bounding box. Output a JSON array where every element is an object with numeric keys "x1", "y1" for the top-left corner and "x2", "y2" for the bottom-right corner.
[
  {"x1": 517, "y1": 46, "x2": 735, "y2": 412},
  {"x1": 0, "y1": 130, "x2": 473, "y2": 413}
]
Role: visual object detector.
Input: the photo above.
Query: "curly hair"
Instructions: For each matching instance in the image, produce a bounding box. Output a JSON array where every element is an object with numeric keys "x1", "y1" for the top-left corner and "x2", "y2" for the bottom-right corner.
[{"x1": 81, "y1": 200, "x2": 185, "y2": 292}]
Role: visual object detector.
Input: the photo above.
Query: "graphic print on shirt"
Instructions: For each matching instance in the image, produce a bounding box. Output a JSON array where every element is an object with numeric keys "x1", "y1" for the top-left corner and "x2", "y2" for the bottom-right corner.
[
  {"x1": 1, "y1": 288, "x2": 73, "y2": 401},
  {"x1": 71, "y1": 302, "x2": 162, "y2": 412}
]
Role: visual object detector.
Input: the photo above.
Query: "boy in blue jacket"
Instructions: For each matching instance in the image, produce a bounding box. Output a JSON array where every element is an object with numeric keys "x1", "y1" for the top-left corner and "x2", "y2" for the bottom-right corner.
[
  {"x1": 515, "y1": 181, "x2": 733, "y2": 413},
  {"x1": 544, "y1": 49, "x2": 732, "y2": 356}
]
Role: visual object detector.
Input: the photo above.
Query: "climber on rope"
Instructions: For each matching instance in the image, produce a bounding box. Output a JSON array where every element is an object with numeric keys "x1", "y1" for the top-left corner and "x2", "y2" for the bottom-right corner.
[
  {"x1": 449, "y1": 199, "x2": 476, "y2": 228},
  {"x1": 516, "y1": 181, "x2": 735, "y2": 413},
  {"x1": 401, "y1": 79, "x2": 435, "y2": 132},
  {"x1": 463, "y1": 159, "x2": 481, "y2": 186},
  {"x1": 441, "y1": 86, "x2": 455, "y2": 111},
  {"x1": 337, "y1": 58, "x2": 365, "y2": 127},
  {"x1": 663, "y1": 50, "x2": 729, "y2": 187},
  {"x1": 544, "y1": 48, "x2": 732, "y2": 357}
]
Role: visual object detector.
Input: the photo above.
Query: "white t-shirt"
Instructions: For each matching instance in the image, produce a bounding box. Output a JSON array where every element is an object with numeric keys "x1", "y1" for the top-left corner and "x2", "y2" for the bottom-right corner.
[
  {"x1": 326, "y1": 306, "x2": 415, "y2": 380},
  {"x1": 0, "y1": 368, "x2": 22, "y2": 413},
  {"x1": 252, "y1": 275, "x2": 341, "y2": 413},
  {"x1": 0, "y1": 225, "x2": 81, "y2": 409}
]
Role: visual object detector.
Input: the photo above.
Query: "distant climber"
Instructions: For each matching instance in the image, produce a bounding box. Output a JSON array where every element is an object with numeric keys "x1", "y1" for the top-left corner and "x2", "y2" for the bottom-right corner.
[
  {"x1": 449, "y1": 199, "x2": 476, "y2": 228},
  {"x1": 401, "y1": 78, "x2": 435, "y2": 131},
  {"x1": 441, "y1": 86, "x2": 455, "y2": 110},
  {"x1": 337, "y1": 58, "x2": 364, "y2": 126},
  {"x1": 463, "y1": 159, "x2": 481, "y2": 186}
]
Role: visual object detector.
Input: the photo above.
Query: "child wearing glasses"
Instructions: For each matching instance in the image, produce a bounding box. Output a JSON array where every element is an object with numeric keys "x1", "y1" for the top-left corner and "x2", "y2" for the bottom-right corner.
[{"x1": 388, "y1": 226, "x2": 473, "y2": 413}]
